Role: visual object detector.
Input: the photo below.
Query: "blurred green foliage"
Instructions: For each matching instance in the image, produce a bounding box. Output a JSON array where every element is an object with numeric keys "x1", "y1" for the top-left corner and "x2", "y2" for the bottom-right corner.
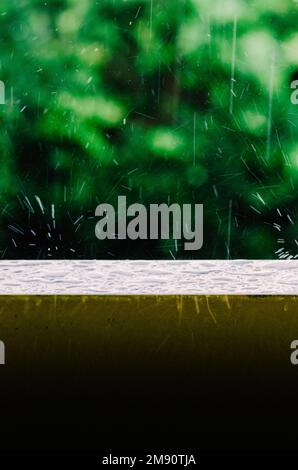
[{"x1": 0, "y1": 0, "x2": 297, "y2": 258}]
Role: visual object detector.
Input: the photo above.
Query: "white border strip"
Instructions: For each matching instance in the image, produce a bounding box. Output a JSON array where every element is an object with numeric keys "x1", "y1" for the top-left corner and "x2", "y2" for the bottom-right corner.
[{"x1": 0, "y1": 260, "x2": 297, "y2": 295}]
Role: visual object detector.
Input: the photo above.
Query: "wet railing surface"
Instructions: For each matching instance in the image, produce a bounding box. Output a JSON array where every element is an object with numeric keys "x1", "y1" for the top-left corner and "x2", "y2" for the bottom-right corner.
[{"x1": 0, "y1": 260, "x2": 297, "y2": 294}]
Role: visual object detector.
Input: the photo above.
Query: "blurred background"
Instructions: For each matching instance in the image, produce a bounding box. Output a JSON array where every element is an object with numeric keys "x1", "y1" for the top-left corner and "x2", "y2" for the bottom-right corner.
[{"x1": 0, "y1": 0, "x2": 297, "y2": 259}]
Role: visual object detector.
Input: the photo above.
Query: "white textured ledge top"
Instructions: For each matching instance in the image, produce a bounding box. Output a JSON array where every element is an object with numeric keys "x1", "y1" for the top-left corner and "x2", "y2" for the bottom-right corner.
[{"x1": 0, "y1": 260, "x2": 297, "y2": 295}]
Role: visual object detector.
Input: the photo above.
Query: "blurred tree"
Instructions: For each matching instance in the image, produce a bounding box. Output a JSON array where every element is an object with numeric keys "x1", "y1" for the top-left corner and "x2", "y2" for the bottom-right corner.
[{"x1": 0, "y1": 0, "x2": 297, "y2": 259}]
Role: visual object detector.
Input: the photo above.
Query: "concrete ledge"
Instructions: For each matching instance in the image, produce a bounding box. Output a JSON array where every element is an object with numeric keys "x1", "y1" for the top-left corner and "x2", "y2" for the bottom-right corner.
[{"x1": 0, "y1": 260, "x2": 297, "y2": 294}]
